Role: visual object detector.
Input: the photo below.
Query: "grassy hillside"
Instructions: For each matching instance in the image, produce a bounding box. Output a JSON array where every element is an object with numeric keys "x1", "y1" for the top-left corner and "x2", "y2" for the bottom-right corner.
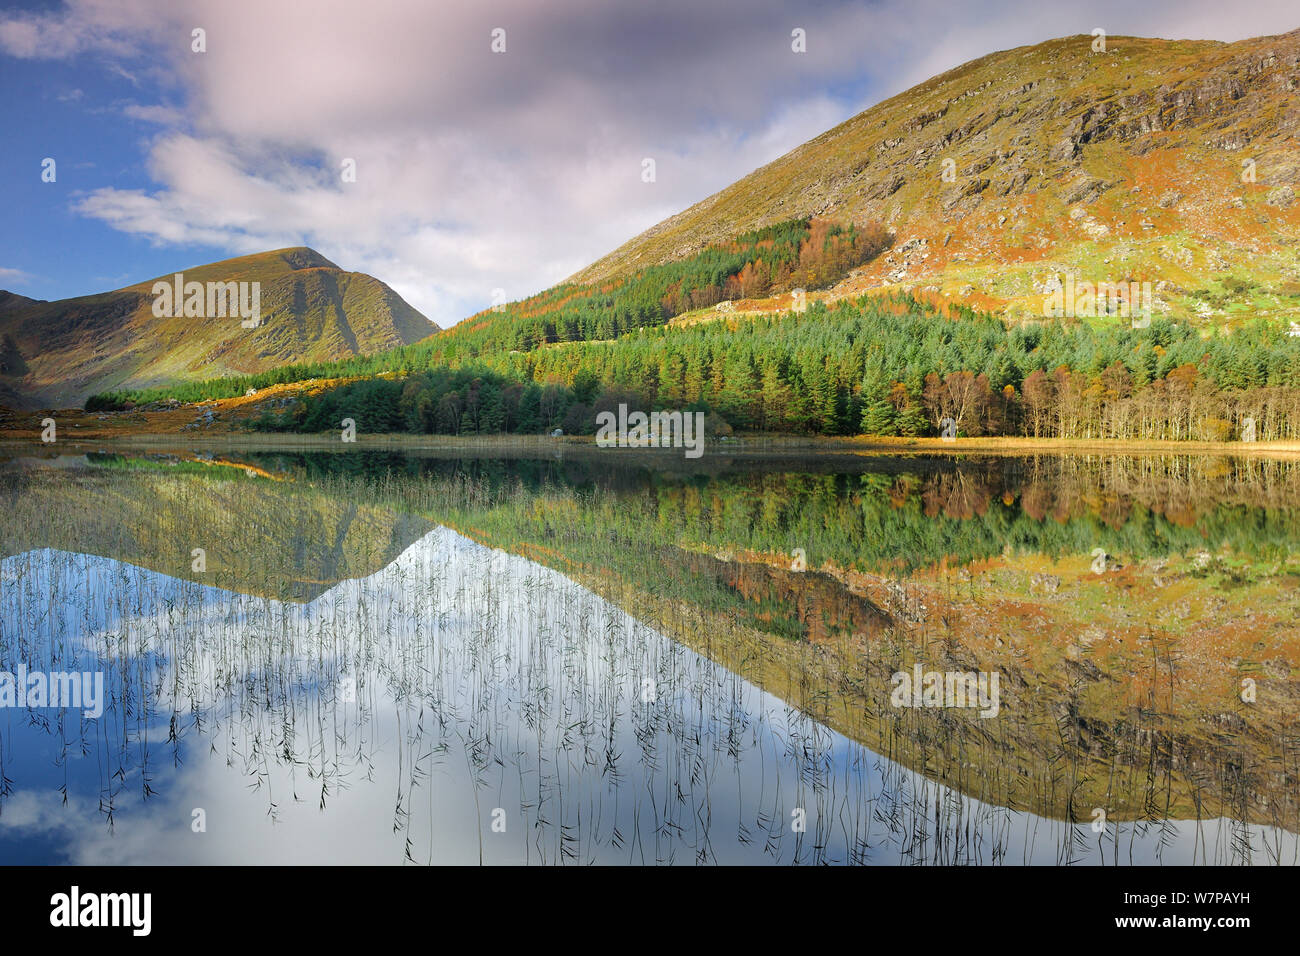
[
  {"x1": 573, "y1": 30, "x2": 1300, "y2": 325},
  {"x1": 0, "y1": 247, "x2": 437, "y2": 410}
]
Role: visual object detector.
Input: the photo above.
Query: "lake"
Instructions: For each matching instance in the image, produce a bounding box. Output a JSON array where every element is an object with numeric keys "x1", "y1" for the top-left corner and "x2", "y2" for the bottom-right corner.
[{"x1": 0, "y1": 443, "x2": 1297, "y2": 864}]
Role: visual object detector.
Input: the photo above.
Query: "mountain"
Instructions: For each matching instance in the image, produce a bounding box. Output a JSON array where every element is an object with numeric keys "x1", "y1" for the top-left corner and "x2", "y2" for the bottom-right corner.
[
  {"x1": 0, "y1": 247, "x2": 437, "y2": 409},
  {"x1": 574, "y1": 30, "x2": 1300, "y2": 323}
]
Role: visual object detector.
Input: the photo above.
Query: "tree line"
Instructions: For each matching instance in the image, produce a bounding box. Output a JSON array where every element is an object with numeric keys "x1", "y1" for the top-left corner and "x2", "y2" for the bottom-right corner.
[{"x1": 245, "y1": 291, "x2": 1300, "y2": 442}]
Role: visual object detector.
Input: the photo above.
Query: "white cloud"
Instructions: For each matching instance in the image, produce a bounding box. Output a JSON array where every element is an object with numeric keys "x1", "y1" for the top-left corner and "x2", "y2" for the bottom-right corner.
[
  {"x1": 0, "y1": 266, "x2": 34, "y2": 283},
  {"x1": 121, "y1": 103, "x2": 183, "y2": 125},
  {"x1": 0, "y1": 0, "x2": 165, "y2": 59}
]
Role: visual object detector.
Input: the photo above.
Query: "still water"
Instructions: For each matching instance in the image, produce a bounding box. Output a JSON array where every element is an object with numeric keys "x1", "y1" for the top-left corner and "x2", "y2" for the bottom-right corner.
[{"x1": 0, "y1": 446, "x2": 1297, "y2": 864}]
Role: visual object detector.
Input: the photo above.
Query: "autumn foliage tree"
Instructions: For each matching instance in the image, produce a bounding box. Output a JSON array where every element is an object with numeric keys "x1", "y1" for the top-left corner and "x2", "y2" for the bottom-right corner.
[{"x1": 922, "y1": 370, "x2": 998, "y2": 436}]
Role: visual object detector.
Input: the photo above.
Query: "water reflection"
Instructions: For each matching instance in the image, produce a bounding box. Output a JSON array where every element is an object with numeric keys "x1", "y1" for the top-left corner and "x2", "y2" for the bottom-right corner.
[
  {"x1": 0, "y1": 448, "x2": 1297, "y2": 865},
  {"x1": 0, "y1": 525, "x2": 1291, "y2": 864}
]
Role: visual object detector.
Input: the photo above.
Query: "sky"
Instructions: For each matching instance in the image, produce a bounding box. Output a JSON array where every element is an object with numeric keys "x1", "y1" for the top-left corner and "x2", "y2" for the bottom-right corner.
[{"x1": 2, "y1": 0, "x2": 1298, "y2": 328}]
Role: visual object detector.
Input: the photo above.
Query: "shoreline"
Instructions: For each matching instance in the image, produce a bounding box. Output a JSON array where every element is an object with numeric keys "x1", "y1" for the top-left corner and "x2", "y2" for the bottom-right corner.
[{"x1": 3, "y1": 429, "x2": 1300, "y2": 460}]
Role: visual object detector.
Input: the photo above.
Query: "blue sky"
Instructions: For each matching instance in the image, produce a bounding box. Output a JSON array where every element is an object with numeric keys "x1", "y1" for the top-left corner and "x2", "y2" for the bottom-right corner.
[
  {"x1": 2, "y1": 32, "x2": 158, "y2": 289},
  {"x1": 2, "y1": 0, "x2": 1298, "y2": 327}
]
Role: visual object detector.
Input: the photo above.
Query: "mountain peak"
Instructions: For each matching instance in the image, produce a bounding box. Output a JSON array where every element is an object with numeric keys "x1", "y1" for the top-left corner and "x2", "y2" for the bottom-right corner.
[
  {"x1": 273, "y1": 247, "x2": 342, "y2": 272},
  {"x1": 0, "y1": 290, "x2": 40, "y2": 312},
  {"x1": 136, "y1": 247, "x2": 343, "y2": 287}
]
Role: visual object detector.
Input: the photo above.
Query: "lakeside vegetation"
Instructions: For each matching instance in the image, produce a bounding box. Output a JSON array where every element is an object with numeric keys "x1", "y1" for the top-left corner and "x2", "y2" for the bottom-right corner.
[{"x1": 83, "y1": 222, "x2": 1300, "y2": 444}]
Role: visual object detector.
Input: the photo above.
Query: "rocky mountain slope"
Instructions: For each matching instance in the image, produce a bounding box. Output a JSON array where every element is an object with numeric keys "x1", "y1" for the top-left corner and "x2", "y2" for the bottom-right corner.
[
  {"x1": 575, "y1": 30, "x2": 1300, "y2": 324},
  {"x1": 0, "y1": 248, "x2": 437, "y2": 409}
]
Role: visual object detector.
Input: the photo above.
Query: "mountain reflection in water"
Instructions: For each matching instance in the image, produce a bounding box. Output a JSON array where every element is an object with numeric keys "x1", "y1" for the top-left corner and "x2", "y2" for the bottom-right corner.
[
  {"x1": 0, "y1": 522, "x2": 1292, "y2": 864},
  {"x1": 1, "y1": 448, "x2": 1298, "y2": 865}
]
